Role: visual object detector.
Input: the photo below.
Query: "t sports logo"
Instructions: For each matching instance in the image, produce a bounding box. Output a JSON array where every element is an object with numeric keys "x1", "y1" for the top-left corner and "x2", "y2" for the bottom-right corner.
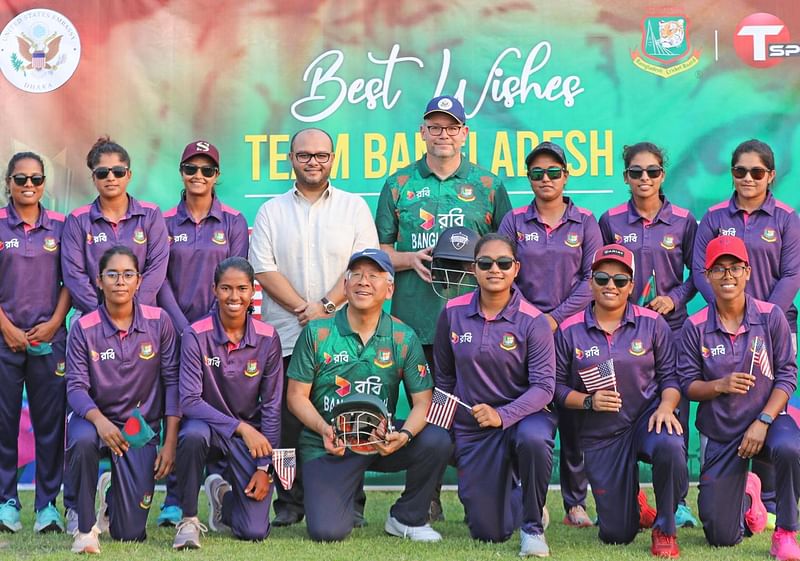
[{"x1": 734, "y1": 13, "x2": 797, "y2": 68}]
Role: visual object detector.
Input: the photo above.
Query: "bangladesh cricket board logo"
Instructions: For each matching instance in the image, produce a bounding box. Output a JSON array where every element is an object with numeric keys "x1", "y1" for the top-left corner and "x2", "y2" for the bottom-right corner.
[
  {"x1": 500, "y1": 333, "x2": 517, "y2": 351},
  {"x1": 373, "y1": 348, "x2": 394, "y2": 368},
  {"x1": 0, "y1": 9, "x2": 81, "y2": 93},
  {"x1": 54, "y1": 361, "x2": 65, "y2": 376},
  {"x1": 630, "y1": 14, "x2": 701, "y2": 78},
  {"x1": 629, "y1": 339, "x2": 647, "y2": 356},
  {"x1": 457, "y1": 184, "x2": 475, "y2": 202},
  {"x1": 762, "y1": 228, "x2": 777, "y2": 243},
  {"x1": 139, "y1": 343, "x2": 155, "y2": 360},
  {"x1": 43, "y1": 236, "x2": 57, "y2": 252},
  {"x1": 212, "y1": 230, "x2": 227, "y2": 245},
  {"x1": 133, "y1": 228, "x2": 147, "y2": 244},
  {"x1": 244, "y1": 360, "x2": 259, "y2": 377},
  {"x1": 660, "y1": 235, "x2": 676, "y2": 250}
]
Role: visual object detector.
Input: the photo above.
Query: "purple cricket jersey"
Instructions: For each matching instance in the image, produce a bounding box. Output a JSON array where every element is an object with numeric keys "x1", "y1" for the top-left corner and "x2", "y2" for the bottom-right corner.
[
  {"x1": 677, "y1": 295, "x2": 796, "y2": 442},
  {"x1": 157, "y1": 197, "x2": 249, "y2": 334},
  {"x1": 61, "y1": 195, "x2": 169, "y2": 313},
  {"x1": 498, "y1": 197, "x2": 603, "y2": 323},
  {"x1": 554, "y1": 302, "x2": 679, "y2": 450},
  {"x1": 66, "y1": 302, "x2": 179, "y2": 429},
  {"x1": 433, "y1": 288, "x2": 555, "y2": 432},
  {"x1": 0, "y1": 204, "x2": 66, "y2": 339},
  {"x1": 692, "y1": 192, "x2": 800, "y2": 329},
  {"x1": 179, "y1": 312, "x2": 283, "y2": 467},
  {"x1": 598, "y1": 196, "x2": 698, "y2": 331}
]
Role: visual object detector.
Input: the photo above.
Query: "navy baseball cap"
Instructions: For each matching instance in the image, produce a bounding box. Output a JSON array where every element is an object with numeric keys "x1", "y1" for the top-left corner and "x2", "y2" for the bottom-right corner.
[
  {"x1": 348, "y1": 248, "x2": 395, "y2": 276},
  {"x1": 423, "y1": 95, "x2": 466, "y2": 124},
  {"x1": 525, "y1": 141, "x2": 567, "y2": 168}
]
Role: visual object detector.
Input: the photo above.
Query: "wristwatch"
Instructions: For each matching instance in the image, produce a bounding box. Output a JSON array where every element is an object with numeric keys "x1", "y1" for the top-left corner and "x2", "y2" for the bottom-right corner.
[
  {"x1": 399, "y1": 429, "x2": 414, "y2": 446},
  {"x1": 757, "y1": 412, "x2": 774, "y2": 426},
  {"x1": 321, "y1": 297, "x2": 336, "y2": 314},
  {"x1": 583, "y1": 395, "x2": 593, "y2": 411}
]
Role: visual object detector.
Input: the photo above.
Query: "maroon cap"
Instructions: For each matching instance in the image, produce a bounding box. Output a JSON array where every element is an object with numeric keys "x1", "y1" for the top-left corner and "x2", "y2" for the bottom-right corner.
[
  {"x1": 592, "y1": 244, "x2": 635, "y2": 276},
  {"x1": 181, "y1": 140, "x2": 220, "y2": 167},
  {"x1": 705, "y1": 235, "x2": 749, "y2": 269}
]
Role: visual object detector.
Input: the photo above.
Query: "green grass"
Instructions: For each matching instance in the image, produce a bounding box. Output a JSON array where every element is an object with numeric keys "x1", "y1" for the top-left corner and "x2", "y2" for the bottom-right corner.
[{"x1": 1, "y1": 488, "x2": 775, "y2": 560}]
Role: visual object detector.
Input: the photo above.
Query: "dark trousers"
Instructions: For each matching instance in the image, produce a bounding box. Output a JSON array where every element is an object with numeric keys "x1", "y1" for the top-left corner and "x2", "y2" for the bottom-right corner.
[
  {"x1": 456, "y1": 410, "x2": 556, "y2": 542},
  {"x1": 0, "y1": 339, "x2": 66, "y2": 512},
  {"x1": 302, "y1": 423, "x2": 452, "y2": 542},
  {"x1": 557, "y1": 407, "x2": 589, "y2": 512},
  {"x1": 698, "y1": 414, "x2": 800, "y2": 547},
  {"x1": 583, "y1": 406, "x2": 687, "y2": 544}
]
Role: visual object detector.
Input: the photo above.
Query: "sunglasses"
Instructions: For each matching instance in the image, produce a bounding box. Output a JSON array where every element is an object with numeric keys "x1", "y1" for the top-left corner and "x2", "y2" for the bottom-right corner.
[
  {"x1": 527, "y1": 166, "x2": 565, "y2": 181},
  {"x1": 92, "y1": 166, "x2": 129, "y2": 180},
  {"x1": 592, "y1": 271, "x2": 633, "y2": 288},
  {"x1": 180, "y1": 163, "x2": 218, "y2": 178},
  {"x1": 9, "y1": 174, "x2": 45, "y2": 187},
  {"x1": 731, "y1": 166, "x2": 770, "y2": 180},
  {"x1": 475, "y1": 256, "x2": 515, "y2": 271},
  {"x1": 626, "y1": 166, "x2": 663, "y2": 179}
]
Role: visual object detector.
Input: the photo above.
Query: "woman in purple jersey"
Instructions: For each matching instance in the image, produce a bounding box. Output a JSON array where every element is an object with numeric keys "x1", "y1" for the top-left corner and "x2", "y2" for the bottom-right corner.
[
  {"x1": 0, "y1": 153, "x2": 71, "y2": 534},
  {"x1": 155, "y1": 140, "x2": 249, "y2": 526},
  {"x1": 692, "y1": 139, "x2": 800, "y2": 527},
  {"x1": 598, "y1": 142, "x2": 698, "y2": 528}
]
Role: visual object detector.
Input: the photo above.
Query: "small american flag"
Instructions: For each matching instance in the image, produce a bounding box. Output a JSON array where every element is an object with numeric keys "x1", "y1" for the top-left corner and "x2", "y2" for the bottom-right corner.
[
  {"x1": 272, "y1": 448, "x2": 296, "y2": 490},
  {"x1": 752, "y1": 337, "x2": 773, "y2": 380},
  {"x1": 577, "y1": 359, "x2": 617, "y2": 393},
  {"x1": 426, "y1": 388, "x2": 459, "y2": 429}
]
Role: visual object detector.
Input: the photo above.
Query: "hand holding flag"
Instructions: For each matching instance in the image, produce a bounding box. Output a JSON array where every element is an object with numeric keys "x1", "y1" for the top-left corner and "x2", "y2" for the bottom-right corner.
[
  {"x1": 271, "y1": 448, "x2": 296, "y2": 490},
  {"x1": 426, "y1": 388, "x2": 471, "y2": 430}
]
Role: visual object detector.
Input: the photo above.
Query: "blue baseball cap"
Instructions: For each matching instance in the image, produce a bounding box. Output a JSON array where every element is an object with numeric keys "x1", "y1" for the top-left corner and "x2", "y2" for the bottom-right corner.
[
  {"x1": 424, "y1": 95, "x2": 466, "y2": 124},
  {"x1": 525, "y1": 141, "x2": 567, "y2": 168},
  {"x1": 348, "y1": 248, "x2": 395, "y2": 276}
]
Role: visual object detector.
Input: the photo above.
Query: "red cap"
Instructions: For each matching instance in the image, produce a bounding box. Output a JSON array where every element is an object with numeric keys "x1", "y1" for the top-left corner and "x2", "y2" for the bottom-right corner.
[
  {"x1": 180, "y1": 140, "x2": 220, "y2": 167},
  {"x1": 592, "y1": 244, "x2": 635, "y2": 276},
  {"x1": 705, "y1": 235, "x2": 749, "y2": 269}
]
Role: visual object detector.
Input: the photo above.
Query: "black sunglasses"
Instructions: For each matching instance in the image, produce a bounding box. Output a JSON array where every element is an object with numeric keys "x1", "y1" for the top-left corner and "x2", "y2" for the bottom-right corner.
[
  {"x1": 475, "y1": 256, "x2": 515, "y2": 271},
  {"x1": 731, "y1": 166, "x2": 770, "y2": 180},
  {"x1": 92, "y1": 166, "x2": 129, "y2": 180},
  {"x1": 180, "y1": 163, "x2": 218, "y2": 178},
  {"x1": 527, "y1": 166, "x2": 565, "y2": 181},
  {"x1": 9, "y1": 174, "x2": 45, "y2": 187},
  {"x1": 592, "y1": 271, "x2": 633, "y2": 288},
  {"x1": 626, "y1": 166, "x2": 663, "y2": 179}
]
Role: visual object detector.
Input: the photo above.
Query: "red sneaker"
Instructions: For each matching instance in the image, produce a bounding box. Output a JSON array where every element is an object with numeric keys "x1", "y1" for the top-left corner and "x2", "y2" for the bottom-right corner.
[
  {"x1": 639, "y1": 490, "x2": 657, "y2": 529},
  {"x1": 770, "y1": 528, "x2": 800, "y2": 561},
  {"x1": 744, "y1": 472, "x2": 768, "y2": 534},
  {"x1": 651, "y1": 528, "x2": 680, "y2": 558}
]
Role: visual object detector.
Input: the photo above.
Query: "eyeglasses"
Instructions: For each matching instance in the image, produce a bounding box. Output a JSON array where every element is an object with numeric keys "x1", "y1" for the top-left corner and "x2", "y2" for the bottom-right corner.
[
  {"x1": 475, "y1": 256, "x2": 515, "y2": 271},
  {"x1": 347, "y1": 271, "x2": 390, "y2": 283},
  {"x1": 293, "y1": 152, "x2": 332, "y2": 164},
  {"x1": 592, "y1": 271, "x2": 633, "y2": 288},
  {"x1": 9, "y1": 174, "x2": 45, "y2": 187},
  {"x1": 707, "y1": 265, "x2": 748, "y2": 280},
  {"x1": 101, "y1": 270, "x2": 140, "y2": 283},
  {"x1": 732, "y1": 166, "x2": 770, "y2": 180},
  {"x1": 180, "y1": 163, "x2": 218, "y2": 177},
  {"x1": 92, "y1": 166, "x2": 129, "y2": 180},
  {"x1": 626, "y1": 166, "x2": 663, "y2": 179},
  {"x1": 425, "y1": 125, "x2": 463, "y2": 137},
  {"x1": 527, "y1": 166, "x2": 565, "y2": 181}
]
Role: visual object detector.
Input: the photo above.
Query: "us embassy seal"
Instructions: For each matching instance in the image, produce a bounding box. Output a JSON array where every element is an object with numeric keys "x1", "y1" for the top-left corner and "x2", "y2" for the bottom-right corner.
[{"x1": 0, "y1": 9, "x2": 81, "y2": 93}]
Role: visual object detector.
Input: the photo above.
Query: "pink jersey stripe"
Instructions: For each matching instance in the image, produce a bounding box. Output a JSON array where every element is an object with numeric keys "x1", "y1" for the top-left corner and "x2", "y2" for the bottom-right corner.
[
  {"x1": 559, "y1": 310, "x2": 585, "y2": 330},
  {"x1": 252, "y1": 319, "x2": 275, "y2": 337},
  {"x1": 78, "y1": 310, "x2": 102, "y2": 329},
  {"x1": 0, "y1": 208, "x2": 7, "y2": 219},
  {"x1": 45, "y1": 209, "x2": 66, "y2": 221},
  {"x1": 576, "y1": 205, "x2": 593, "y2": 216},
  {"x1": 670, "y1": 205, "x2": 689, "y2": 218},
  {"x1": 446, "y1": 292, "x2": 475, "y2": 309},
  {"x1": 708, "y1": 201, "x2": 728, "y2": 212},
  {"x1": 754, "y1": 299, "x2": 775, "y2": 314},
  {"x1": 70, "y1": 204, "x2": 91, "y2": 217},
  {"x1": 139, "y1": 200, "x2": 159, "y2": 210},
  {"x1": 191, "y1": 316, "x2": 214, "y2": 333},
  {"x1": 607, "y1": 203, "x2": 627, "y2": 216},
  {"x1": 220, "y1": 203, "x2": 241, "y2": 216},
  {"x1": 163, "y1": 206, "x2": 178, "y2": 218},
  {"x1": 518, "y1": 299, "x2": 542, "y2": 318},
  {"x1": 775, "y1": 200, "x2": 795, "y2": 213},
  {"x1": 140, "y1": 305, "x2": 162, "y2": 320},
  {"x1": 633, "y1": 305, "x2": 659, "y2": 319},
  {"x1": 688, "y1": 307, "x2": 709, "y2": 326},
  {"x1": 512, "y1": 205, "x2": 528, "y2": 216}
]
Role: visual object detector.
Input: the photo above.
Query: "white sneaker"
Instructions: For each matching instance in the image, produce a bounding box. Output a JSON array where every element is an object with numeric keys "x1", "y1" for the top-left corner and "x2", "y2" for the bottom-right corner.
[
  {"x1": 384, "y1": 515, "x2": 442, "y2": 542},
  {"x1": 173, "y1": 516, "x2": 207, "y2": 550},
  {"x1": 95, "y1": 471, "x2": 111, "y2": 534},
  {"x1": 71, "y1": 526, "x2": 101, "y2": 554},
  {"x1": 204, "y1": 474, "x2": 231, "y2": 532},
  {"x1": 65, "y1": 508, "x2": 79, "y2": 535},
  {"x1": 519, "y1": 530, "x2": 549, "y2": 557}
]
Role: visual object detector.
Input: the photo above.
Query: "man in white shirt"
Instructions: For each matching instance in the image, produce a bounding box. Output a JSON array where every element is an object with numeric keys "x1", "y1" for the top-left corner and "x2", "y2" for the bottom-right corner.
[{"x1": 249, "y1": 127, "x2": 378, "y2": 526}]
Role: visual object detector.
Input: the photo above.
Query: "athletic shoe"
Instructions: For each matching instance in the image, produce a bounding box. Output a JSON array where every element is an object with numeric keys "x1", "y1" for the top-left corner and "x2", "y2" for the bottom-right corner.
[
  {"x1": 519, "y1": 530, "x2": 549, "y2": 557},
  {"x1": 767, "y1": 512, "x2": 777, "y2": 531},
  {"x1": 157, "y1": 505, "x2": 183, "y2": 527},
  {"x1": 65, "y1": 508, "x2": 79, "y2": 535},
  {"x1": 563, "y1": 505, "x2": 593, "y2": 528},
  {"x1": 71, "y1": 526, "x2": 101, "y2": 554},
  {"x1": 384, "y1": 515, "x2": 442, "y2": 542},
  {"x1": 638, "y1": 490, "x2": 657, "y2": 529},
  {"x1": 771, "y1": 528, "x2": 800, "y2": 561},
  {"x1": 204, "y1": 474, "x2": 231, "y2": 532},
  {"x1": 95, "y1": 471, "x2": 111, "y2": 534},
  {"x1": 674, "y1": 504, "x2": 698, "y2": 528},
  {"x1": 34, "y1": 503, "x2": 65, "y2": 533},
  {"x1": 650, "y1": 528, "x2": 680, "y2": 558},
  {"x1": 0, "y1": 499, "x2": 21, "y2": 533},
  {"x1": 744, "y1": 472, "x2": 767, "y2": 534},
  {"x1": 173, "y1": 516, "x2": 207, "y2": 550},
  {"x1": 272, "y1": 510, "x2": 303, "y2": 527},
  {"x1": 542, "y1": 505, "x2": 550, "y2": 531}
]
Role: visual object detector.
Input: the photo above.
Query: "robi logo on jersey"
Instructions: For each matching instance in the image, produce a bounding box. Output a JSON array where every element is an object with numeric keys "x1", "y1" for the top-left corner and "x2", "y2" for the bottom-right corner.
[{"x1": 734, "y1": 13, "x2": 795, "y2": 68}]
